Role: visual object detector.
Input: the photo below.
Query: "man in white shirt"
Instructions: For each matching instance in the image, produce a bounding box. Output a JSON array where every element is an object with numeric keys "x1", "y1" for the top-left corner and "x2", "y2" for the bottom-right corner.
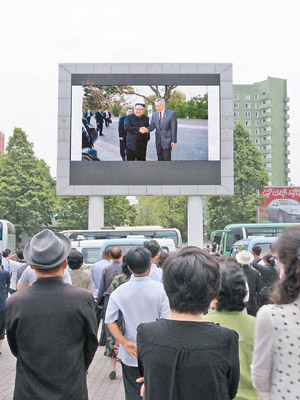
[
  {"x1": 17, "y1": 264, "x2": 72, "y2": 290},
  {"x1": 106, "y1": 246, "x2": 170, "y2": 400},
  {"x1": 143, "y1": 239, "x2": 163, "y2": 282},
  {"x1": 90, "y1": 249, "x2": 111, "y2": 300},
  {"x1": 7, "y1": 249, "x2": 27, "y2": 294}
]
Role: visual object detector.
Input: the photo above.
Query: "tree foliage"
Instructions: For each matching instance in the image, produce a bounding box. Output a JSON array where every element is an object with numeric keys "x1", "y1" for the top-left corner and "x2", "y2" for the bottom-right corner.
[
  {"x1": 0, "y1": 128, "x2": 56, "y2": 238},
  {"x1": 135, "y1": 196, "x2": 187, "y2": 242},
  {"x1": 206, "y1": 123, "x2": 269, "y2": 234}
]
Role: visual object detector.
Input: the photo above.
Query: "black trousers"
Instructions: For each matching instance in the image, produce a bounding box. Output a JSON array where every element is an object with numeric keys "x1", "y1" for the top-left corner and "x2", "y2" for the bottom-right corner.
[
  {"x1": 120, "y1": 139, "x2": 127, "y2": 160},
  {"x1": 126, "y1": 144, "x2": 147, "y2": 161},
  {"x1": 99, "y1": 295, "x2": 109, "y2": 345},
  {"x1": 121, "y1": 363, "x2": 142, "y2": 400},
  {"x1": 105, "y1": 118, "x2": 110, "y2": 127},
  {"x1": 156, "y1": 144, "x2": 172, "y2": 161},
  {"x1": 97, "y1": 122, "x2": 103, "y2": 135}
]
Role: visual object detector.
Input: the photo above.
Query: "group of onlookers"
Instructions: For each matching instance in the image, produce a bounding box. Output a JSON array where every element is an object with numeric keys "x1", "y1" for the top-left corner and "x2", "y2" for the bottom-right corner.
[{"x1": 1, "y1": 225, "x2": 300, "y2": 400}]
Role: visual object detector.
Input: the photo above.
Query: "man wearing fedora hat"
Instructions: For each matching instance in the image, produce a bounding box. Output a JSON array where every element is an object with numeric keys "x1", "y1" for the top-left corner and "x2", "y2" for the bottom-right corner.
[
  {"x1": 5, "y1": 229, "x2": 98, "y2": 400},
  {"x1": 236, "y1": 250, "x2": 261, "y2": 316}
]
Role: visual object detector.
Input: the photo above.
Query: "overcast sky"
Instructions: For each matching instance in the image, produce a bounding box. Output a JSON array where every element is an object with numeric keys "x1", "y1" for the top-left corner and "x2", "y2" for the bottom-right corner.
[{"x1": 0, "y1": 0, "x2": 299, "y2": 184}]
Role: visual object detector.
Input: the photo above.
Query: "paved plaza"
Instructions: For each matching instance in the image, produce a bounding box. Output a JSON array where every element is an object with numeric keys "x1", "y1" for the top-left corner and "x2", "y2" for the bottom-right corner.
[
  {"x1": 0, "y1": 328, "x2": 125, "y2": 400},
  {"x1": 94, "y1": 117, "x2": 208, "y2": 161}
]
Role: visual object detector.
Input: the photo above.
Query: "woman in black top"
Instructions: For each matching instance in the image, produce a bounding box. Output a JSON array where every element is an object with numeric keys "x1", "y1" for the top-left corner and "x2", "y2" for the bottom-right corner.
[{"x1": 137, "y1": 246, "x2": 240, "y2": 400}]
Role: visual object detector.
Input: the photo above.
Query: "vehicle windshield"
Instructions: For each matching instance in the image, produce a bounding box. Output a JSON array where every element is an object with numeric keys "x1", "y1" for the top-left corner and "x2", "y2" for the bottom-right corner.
[
  {"x1": 278, "y1": 199, "x2": 299, "y2": 206},
  {"x1": 80, "y1": 248, "x2": 101, "y2": 265}
]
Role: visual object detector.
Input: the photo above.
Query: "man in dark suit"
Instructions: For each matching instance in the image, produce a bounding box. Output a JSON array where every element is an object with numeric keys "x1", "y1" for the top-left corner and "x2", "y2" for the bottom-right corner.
[
  {"x1": 5, "y1": 229, "x2": 98, "y2": 400},
  {"x1": 143, "y1": 98, "x2": 177, "y2": 161},
  {"x1": 118, "y1": 108, "x2": 133, "y2": 160},
  {"x1": 96, "y1": 247, "x2": 123, "y2": 345},
  {"x1": 95, "y1": 107, "x2": 105, "y2": 136},
  {"x1": 104, "y1": 110, "x2": 112, "y2": 127},
  {"x1": 84, "y1": 109, "x2": 93, "y2": 124}
]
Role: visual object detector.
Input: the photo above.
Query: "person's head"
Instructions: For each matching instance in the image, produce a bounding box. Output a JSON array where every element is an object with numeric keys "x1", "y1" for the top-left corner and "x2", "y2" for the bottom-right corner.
[
  {"x1": 126, "y1": 246, "x2": 151, "y2": 275},
  {"x1": 154, "y1": 98, "x2": 166, "y2": 112},
  {"x1": 236, "y1": 250, "x2": 254, "y2": 266},
  {"x1": 263, "y1": 253, "x2": 276, "y2": 267},
  {"x1": 110, "y1": 247, "x2": 122, "y2": 261},
  {"x1": 67, "y1": 249, "x2": 84, "y2": 270},
  {"x1": 216, "y1": 260, "x2": 247, "y2": 312},
  {"x1": 252, "y1": 245, "x2": 262, "y2": 257},
  {"x1": 143, "y1": 240, "x2": 160, "y2": 262},
  {"x1": 134, "y1": 103, "x2": 145, "y2": 117},
  {"x1": 163, "y1": 247, "x2": 220, "y2": 315},
  {"x1": 97, "y1": 106, "x2": 102, "y2": 111},
  {"x1": 23, "y1": 229, "x2": 71, "y2": 278},
  {"x1": 157, "y1": 251, "x2": 170, "y2": 269},
  {"x1": 16, "y1": 249, "x2": 24, "y2": 260},
  {"x1": 102, "y1": 249, "x2": 111, "y2": 261},
  {"x1": 121, "y1": 256, "x2": 132, "y2": 279},
  {"x1": 2, "y1": 249, "x2": 10, "y2": 258},
  {"x1": 126, "y1": 108, "x2": 134, "y2": 115},
  {"x1": 269, "y1": 242, "x2": 277, "y2": 255},
  {"x1": 271, "y1": 226, "x2": 300, "y2": 304}
]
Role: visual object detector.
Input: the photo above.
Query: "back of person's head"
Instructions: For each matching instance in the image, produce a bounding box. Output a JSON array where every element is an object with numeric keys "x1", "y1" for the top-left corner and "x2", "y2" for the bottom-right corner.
[
  {"x1": 269, "y1": 242, "x2": 277, "y2": 254},
  {"x1": 121, "y1": 256, "x2": 132, "y2": 279},
  {"x1": 16, "y1": 249, "x2": 24, "y2": 260},
  {"x1": 271, "y1": 226, "x2": 300, "y2": 304},
  {"x1": 143, "y1": 240, "x2": 160, "y2": 259},
  {"x1": 102, "y1": 249, "x2": 111, "y2": 260},
  {"x1": 163, "y1": 246, "x2": 220, "y2": 314},
  {"x1": 252, "y1": 245, "x2": 262, "y2": 257},
  {"x1": 110, "y1": 247, "x2": 122, "y2": 260},
  {"x1": 217, "y1": 260, "x2": 247, "y2": 312},
  {"x1": 2, "y1": 249, "x2": 10, "y2": 258},
  {"x1": 157, "y1": 251, "x2": 170, "y2": 268},
  {"x1": 67, "y1": 249, "x2": 84, "y2": 270},
  {"x1": 263, "y1": 253, "x2": 276, "y2": 267},
  {"x1": 126, "y1": 246, "x2": 151, "y2": 274}
]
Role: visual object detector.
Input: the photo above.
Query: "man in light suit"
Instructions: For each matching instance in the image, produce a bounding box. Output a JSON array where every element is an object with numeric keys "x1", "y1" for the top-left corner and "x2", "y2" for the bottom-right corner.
[
  {"x1": 5, "y1": 229, "x2": 98, "y2": 400},
  {"x1": 142, "y1": 98, "x2": 177, "y2": 161}
]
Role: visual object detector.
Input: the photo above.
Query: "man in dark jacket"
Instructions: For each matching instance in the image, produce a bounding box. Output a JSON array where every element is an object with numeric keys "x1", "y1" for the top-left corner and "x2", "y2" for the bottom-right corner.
[
  {"x1": 118, "y1": 108, "x2": 133, "y2": 160},
  {"x1": 5, "y1": 229, "x2": 98, "y2": 400},
  {"x1": 236, "y1": 250, "x2": 261, "y2": 316},
  {"x1": 95, "y1": 107, "x2": 105, "y2": 136},
  {"x1": 124, "y1": 103, "x2": 150, "y2": 161}
]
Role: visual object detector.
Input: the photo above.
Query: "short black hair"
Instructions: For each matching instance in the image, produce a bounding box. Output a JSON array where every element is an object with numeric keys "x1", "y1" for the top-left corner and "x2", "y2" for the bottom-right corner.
[
  {"x1": 102, "y1": 249, "x2": 111, "y2": 259},
  {"x1": 67, "y1": 249, "x2": 84, "y2": 270},
  {"x1": 121, "y1": 256, "x2": 132, "y2": 279},
  {"x1": 2, "y1": 249, "x2": 10, "y2": 258},
  {"x1": 143, "y1": 240, "x2": 160, "y2": 258},
  {"x1": 126, "y1": 246, "x2": 151, "y2": 274},
  {"x1": 157, "y1": 252, "x2": 170, "y2": 268},
  {"x1": 263, "y1": 253, "x2": 276, "y2": 267},
  {"x1": 163, "y1": 247, "x2": 220, "y2": 314},
  {"x1": 252, "y1": 245, "x2": 262, "y2": 256},
  {"x1": 110, "y1": 247, "x2": 122, "y2": 260},
  {"x1": 16, "y1": 249, "x2": 24, "y2": 259},
  {"x1": 216, "y1": 260, "x2": 247, "y2": 312}
]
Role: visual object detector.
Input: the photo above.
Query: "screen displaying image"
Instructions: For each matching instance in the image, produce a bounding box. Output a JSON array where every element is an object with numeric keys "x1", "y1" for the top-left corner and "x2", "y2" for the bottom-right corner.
[{"x1": 71, "y1": 85, "x2": 220, "y2": 162}]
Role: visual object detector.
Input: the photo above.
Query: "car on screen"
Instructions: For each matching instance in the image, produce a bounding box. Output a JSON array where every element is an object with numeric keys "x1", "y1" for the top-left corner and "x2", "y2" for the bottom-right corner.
[
  {"x1": 266, "y1": 199, "x2": 300, "y2": 222},
  {"x1": 230, "y1": 236, "x2": 278, "y2": 258}
]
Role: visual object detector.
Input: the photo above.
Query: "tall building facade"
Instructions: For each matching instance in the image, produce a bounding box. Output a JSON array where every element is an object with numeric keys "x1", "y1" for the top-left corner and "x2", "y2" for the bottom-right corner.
[
  {"x1": 233, "y1": 76, "x2": 290, "y2": 186},
  {"x1": 0, "y1": 131, "x2": 5, "y2": 154}
]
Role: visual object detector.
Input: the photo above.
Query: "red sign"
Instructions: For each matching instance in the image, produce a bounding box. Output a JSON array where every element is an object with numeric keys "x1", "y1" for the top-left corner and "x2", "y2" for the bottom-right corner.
[{"x1": 258, "y1": 186, "x2": 300, "y2": 223}]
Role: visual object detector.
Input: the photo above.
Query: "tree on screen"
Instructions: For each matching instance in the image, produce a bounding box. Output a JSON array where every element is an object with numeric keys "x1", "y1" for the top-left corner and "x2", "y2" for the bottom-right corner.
[
  {"x1": 206, "y1": 123, "x2": 269, "y2": 235},
  {"x1": 0, "y1": 128, "x2": 56, "y2": 238}
]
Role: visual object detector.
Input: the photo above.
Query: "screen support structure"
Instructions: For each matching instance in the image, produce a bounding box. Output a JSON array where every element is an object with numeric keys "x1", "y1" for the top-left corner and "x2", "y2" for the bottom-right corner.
[
  {"x1": 88, "y1": 196, "x2": 104, "y2": 229},
  {"x1": 187, "y1": 196, "x2": 203, "y2": 248}
]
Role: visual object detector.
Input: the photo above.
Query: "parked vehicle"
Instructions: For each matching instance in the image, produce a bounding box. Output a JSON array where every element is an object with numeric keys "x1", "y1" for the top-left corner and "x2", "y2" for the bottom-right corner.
[
  {"x1": 0, "y1": 219, "x2": 16, "y2": 253},
  {"x1": 230, "y1": 236, "x2": 278, "y2": 258},
  {"x1": 71, "y1": 240, "x2": 106, "y2": 269},
  {"x1": 266, "y1": 199, "x2": 300, "y2": 222}
]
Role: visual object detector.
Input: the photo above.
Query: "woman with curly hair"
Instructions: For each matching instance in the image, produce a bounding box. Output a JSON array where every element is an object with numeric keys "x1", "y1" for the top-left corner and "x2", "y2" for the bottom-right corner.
[{"x1": 251, "y1": 225, "x2": 300, "y2": 400}]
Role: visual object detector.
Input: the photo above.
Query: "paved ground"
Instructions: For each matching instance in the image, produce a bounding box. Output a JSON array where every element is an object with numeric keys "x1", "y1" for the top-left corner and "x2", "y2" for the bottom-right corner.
[
  {"x1": 94, "y1": 117, "x2": 208, "y2": 161},
  {"x1": 0, "y1": 325, "x2": 125, "y2": 400}
]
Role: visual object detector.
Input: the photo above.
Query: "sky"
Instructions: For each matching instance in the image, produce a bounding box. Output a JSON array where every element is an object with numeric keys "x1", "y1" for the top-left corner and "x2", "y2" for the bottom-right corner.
[{"x1": 0, "y1": 0, "x2": 299, "y2": 184}]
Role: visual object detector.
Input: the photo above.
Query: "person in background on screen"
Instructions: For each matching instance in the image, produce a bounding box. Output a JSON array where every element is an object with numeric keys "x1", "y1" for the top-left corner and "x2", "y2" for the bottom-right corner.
[
  {"x1": 118, "y1": 108, "x2": 134, "y2": 161},
  {"x1": 95, "y1": 106, "x2": 105, "y2": 136}
]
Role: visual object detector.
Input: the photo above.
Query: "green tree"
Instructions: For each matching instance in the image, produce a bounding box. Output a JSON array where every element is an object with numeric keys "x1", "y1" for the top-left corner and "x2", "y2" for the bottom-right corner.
[
  {"x1": 135, "y1": 196, "x2": 187, "y2": 242},
  {"x1": 187, "y1": 93, "x2": 208, "y2": 119},
  {"x1": 206, "y1": 123, "x2": 269, "y2": 234},
  {"x1": 0, "y1": 128, "x2": 56, "y2": 238},
  {"x1": 55, "y1": 196, "x2": 137, "y2": 230}
]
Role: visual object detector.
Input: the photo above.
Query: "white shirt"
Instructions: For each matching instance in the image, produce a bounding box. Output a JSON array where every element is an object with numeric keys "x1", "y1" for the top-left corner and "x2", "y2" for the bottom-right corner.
[
  {"x1": 105, "y1": 275, "x2": 171, "y2": 367},
  {"x1": 149, "y1": 263, "x2": 163, "y2": 282},
  {"x1": 9, "y1": 260, "x2": 27, "y2": 290},
  {"x1": 18, "y1": 265, "x2": 72, "y2": 286},
  {"x1": 251, "y1": 296, "x2": 300, "y2": 399},
  {"x1": 1, "y1": 257, "x2": 11, "y2": 274},
  {"x1": 90, "y1": 259, "x2": 110, "y2": 298}
]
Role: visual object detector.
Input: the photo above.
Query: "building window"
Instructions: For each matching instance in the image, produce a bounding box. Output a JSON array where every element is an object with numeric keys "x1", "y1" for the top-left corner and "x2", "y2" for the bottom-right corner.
[
  {"x1": 255, "y1": 111, "x2": 260, "y2": 117},
  {"x1": 261, "y1": 99, "x2": 271, "y2": 105},
  {"x1": 262, "y1": 145, "x2": 272, "y2": 150},
  {"x1": 262, "y1": 153, "x2": 272, "y2": 159},
  {"x1": 245, "y1": 103, "x2": 251, "y2": 109},
  {"x1": 255, "y1": 103, "x2": 259, "y2": 109},
  {"x1": 245, "y1": 120, "x2": 251, "y2": 126},
  {"x1": 255, "y1": 120, "x2": 260, "y2": 126},
  {"x1": 262, "y1": 126, "x2": 272, "y2": 132},
  {"x1": 245, "y1": 94, "x2": 251, "y2": 100},
  {"x1": 267, "y1": 171, "x2": 272, "y2": 177},
  {"x1": 234, "y1": 120, "x2": 239, "y2": 125},
  {"x1": 234, "y1": 102, "x2": 239, "y2": 109},
  {"x1": 245, "y1": 111, "x2": 251, "y2": 117},
  {"x1": 233, "y1": 112, "x2": 239, "y2": 118},
  {"x1": 233, "y1": 94, "x2": 239, "y2": 100},
  {"x1": 264, "y1": 162, "x2": 272, "y2": 168},
  {"x1": 247, "y1": 128, "x2": 251, "y2": 134},
  {"x1": 255, "y1": 138, "x2": 259, "y2": 144},
  {"x1": 268, "y1": 180, "x2": 272, "y2": 185},
  {"x1": 262, "y1": 107, "x2": 271, "y2": 114},
  {"x1": 254, "y1": 94, "x2": 259, "y2": 100},
  {"x1": 262, "y1": 117, "x2": 271, "y2": 123},
  {"x1": 262, "y1": 135, "x2": 272, "y2": 141},
  {"x1": 255, "y1": 129, "x2": 260, "y2": 135}
]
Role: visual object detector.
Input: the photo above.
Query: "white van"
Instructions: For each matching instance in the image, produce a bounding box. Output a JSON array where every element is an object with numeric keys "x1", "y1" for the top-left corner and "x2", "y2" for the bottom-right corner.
[{"x1": 71, "y1": 239, "x2": 106, "y2": 269}]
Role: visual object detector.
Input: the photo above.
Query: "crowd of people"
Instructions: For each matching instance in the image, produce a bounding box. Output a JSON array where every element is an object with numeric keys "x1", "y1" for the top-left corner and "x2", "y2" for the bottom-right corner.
[{"x1": 0, "y1": 226, "x2": 300, "y2": 400}]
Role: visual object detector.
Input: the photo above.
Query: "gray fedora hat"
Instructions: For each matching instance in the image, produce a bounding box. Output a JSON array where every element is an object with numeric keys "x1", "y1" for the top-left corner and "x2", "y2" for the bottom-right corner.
[{"x1": 24, "y1": 229, "x2": 71, "y2": 269}]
